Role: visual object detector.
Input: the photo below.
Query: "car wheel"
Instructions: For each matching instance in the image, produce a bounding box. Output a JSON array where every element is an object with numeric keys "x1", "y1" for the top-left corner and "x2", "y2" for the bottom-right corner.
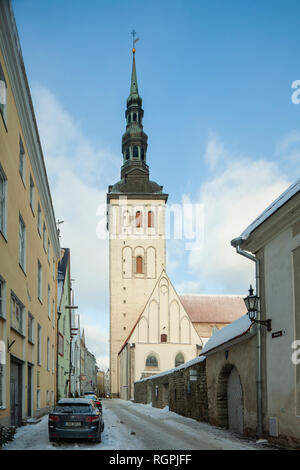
[
  {"x1": 95, "y1": 432, "x2": 102, "y2": 443},
  {"x1": 101, "y1": 422, "x2": 104, "y2": 432}
]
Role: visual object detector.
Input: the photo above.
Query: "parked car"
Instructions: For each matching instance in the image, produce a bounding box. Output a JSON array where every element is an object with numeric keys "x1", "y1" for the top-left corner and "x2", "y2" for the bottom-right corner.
[
  {"x1": 48, "y1": 398, "x2": 104, "y2": 443},
  {"x1": 83, "y1": 394, "x2": 102, "y2": 412},
  {"x1": 84, "y1": 393, "x2": 102, "y2": 412}
]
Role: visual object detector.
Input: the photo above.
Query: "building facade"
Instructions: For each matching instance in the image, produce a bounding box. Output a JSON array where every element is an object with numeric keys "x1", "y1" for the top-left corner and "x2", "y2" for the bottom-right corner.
[
  {"x1": 0, "y1": 0, "x2": 60, "y2": 426},
  {"x1": 231, "y1": 179, "x2": 300, "y2": 447},
  {"x1": 57, "y1": 248, "x2": 72, "y2": 400}
]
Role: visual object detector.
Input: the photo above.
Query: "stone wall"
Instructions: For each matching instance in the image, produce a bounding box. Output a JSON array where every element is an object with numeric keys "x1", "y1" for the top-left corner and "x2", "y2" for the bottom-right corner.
[{"x1": 134, "y1": 358, "x2": 209, "y2": 423}]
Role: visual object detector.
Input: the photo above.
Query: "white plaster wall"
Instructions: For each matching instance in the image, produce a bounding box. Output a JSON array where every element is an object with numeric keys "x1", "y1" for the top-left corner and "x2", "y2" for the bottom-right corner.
[{"x1": 264, "y1": 226, "x2": 300, "y2": 439}]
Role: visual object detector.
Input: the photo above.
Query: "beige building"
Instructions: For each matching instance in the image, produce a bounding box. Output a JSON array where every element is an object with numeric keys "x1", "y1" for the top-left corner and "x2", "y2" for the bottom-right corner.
[
  {"x1": 230, "y1": 178, "x2": 300, "y2": 447},
  {"x1": 0, "y1": 1, "x2": 60, "y2": 426}
]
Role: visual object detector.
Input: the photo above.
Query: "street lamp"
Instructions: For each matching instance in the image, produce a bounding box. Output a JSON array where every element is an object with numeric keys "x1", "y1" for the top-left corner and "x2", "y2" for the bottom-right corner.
[{"x1": 244, "y1": 285, "x2": 272, "y2": 331}]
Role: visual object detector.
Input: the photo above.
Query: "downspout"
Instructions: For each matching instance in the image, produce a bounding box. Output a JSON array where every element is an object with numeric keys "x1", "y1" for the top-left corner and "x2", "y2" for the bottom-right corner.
[{"x1": 231, "y1": 237, "x2": 262, "y2": 438}]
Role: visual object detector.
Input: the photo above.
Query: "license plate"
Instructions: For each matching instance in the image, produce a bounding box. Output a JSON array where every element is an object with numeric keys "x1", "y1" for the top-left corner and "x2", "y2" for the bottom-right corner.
[{"x1": 66, "y1": 422, "x2": 81, "y2": 427}]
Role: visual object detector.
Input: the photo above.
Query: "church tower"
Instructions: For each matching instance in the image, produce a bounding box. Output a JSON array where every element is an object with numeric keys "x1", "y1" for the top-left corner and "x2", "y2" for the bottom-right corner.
[{"x1": 107, "y1": 45, "x2": 168, "y2": 397}]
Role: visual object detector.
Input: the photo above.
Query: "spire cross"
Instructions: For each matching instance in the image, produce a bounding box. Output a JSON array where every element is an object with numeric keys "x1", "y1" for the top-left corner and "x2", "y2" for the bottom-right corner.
[{"x1": 131, "y1": 29, "x2": 137, "y2": 47}]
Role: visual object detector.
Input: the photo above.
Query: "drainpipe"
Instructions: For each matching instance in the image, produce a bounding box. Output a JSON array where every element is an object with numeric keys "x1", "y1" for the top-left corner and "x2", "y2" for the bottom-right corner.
[
  {"x1": 56, "y1": 311, "x2": 61, "y2": 403},
  {"x1": 231, "y1": 237, "x2": 262, "y2": 438}
]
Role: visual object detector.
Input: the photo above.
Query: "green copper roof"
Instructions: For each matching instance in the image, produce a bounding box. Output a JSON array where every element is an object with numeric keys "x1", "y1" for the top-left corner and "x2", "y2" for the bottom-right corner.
[{"x1": 128, "y1": 53, "x2": 139, "y2": 100}]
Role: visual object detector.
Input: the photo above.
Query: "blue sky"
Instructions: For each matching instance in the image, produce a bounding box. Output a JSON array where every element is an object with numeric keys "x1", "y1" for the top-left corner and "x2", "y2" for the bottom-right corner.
[{"x1": 12, "y1": 0, "x2": 300, "y2": 368}]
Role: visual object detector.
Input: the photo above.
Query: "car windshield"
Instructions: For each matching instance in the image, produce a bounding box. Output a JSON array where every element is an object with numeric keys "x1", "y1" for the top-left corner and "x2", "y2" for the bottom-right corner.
[{"x1": 54, "y1": 404, "x2": 92, "y2": 414}]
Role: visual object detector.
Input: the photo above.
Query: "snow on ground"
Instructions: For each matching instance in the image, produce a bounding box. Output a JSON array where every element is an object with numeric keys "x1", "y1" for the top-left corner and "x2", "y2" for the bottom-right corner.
[{"x1": 2, "y1": 399, "x2": 276, "y2": 450}]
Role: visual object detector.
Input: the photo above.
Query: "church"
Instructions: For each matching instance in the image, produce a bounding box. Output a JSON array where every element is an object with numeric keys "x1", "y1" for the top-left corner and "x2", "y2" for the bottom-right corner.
[{"x1": 107, "y1": 44, "x2": 245, "y2": 399}]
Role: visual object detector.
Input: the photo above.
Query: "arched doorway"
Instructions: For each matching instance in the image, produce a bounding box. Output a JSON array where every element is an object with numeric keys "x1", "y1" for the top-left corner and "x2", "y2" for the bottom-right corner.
[
  {"x1": 227, "y1": 367, "x2": 244, "y2": 434},
  {"x1": 217, "y1": 364, "x2": 244, "y2": 434}
]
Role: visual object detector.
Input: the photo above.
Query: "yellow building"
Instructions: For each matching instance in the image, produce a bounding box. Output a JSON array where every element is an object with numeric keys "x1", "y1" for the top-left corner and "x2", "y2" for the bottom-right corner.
[{"x1": 0, "y1": 1, "x2": 60, "y2": 426}]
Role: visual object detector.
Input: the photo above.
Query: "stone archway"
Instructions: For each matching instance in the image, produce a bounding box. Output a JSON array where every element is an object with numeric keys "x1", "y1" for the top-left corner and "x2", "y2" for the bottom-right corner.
[{"x1": 216, "y1": 363, "x2": 244, "y2": 434}]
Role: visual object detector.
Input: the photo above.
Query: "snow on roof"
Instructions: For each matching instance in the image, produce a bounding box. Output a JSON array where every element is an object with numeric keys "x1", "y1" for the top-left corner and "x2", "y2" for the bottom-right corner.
[
  {"x1": 135, "y1": 355, "x2": 206, "y2": 384},
  {"x1": 179, "y1": 295, "x2": 247, "y2": 323},
  {"x1": 200, "y1": 315, "x2": 254, "y2": 355},
  {"x1": 239, "y1": 178, "x2": 300, "y2": 242}
]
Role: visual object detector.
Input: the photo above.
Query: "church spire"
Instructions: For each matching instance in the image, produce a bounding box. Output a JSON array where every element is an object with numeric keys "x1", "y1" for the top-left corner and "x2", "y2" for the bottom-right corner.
[
  {"x1": 107, "y1": 35, "x2": 168, "y2": 198},
  {"x1": 129, "y1": 51, "x2": 139, "y2": 99}
]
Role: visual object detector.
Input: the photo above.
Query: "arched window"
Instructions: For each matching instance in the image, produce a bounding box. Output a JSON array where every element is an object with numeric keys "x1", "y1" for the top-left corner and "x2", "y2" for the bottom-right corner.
[
  {"x1": 212, "y1": 326, "x2": 219, "y2": 335},
  {"x1": 135, "y1": 211, "x2": 142, "y2": 228},
  {"x1": 133, "y1": 112, "x2": 137, "y2": 122},
  {"x1": 148, "y1": 210, "x2": 154, "y2": 228},
  {"x1": 175, "y1": 353, "x2": 184, "y2": 368},
  {"x1": 141, "y1": 148, "x2": 145, "y2": 160},
  {"x1": 128, "y1": 114, "x2": 131, "y2": 124},
  {"x1": 125, "y1": 148, "x2": 130, "y2": 160},
  {"x1": 133, "y1": 146, "x2": 138, "y2": 159},
  {"x1": 145, "y1": 355, "x2": 158, "y2": 367},
  {"x1": 136, "y1": 256, "x2": 143, "y2": 274}
]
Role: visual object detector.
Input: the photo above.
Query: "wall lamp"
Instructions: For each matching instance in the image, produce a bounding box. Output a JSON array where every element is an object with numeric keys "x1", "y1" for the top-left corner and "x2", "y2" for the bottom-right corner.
[{"x1": 244, "y1": 285, "x2": 272, "y2": 331}]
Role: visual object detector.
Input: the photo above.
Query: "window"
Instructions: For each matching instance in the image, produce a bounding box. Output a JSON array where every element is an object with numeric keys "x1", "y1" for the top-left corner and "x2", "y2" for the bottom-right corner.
[
  {"x1": 52, "y1": 344, "x2": 55, "y2": 373},
  {"x1": 47, "y1": 285, "x2": 51, "y2": 319},
  {"x1": 63, "y1": 315, "x2": 65, "y2": 334},
  {"x1": 161, "y1": 334, "x2": 167, "y2": 343},
  {"x1": 0, "y1": 164, "x2": 7, "y2": 237},
  {"x1": 128, "y1": 114, "x2": 131, "y2": 124},
  {"x1": 211, "y1": 326, "x2": 219, "y2": 335},
  {"x1": 37, "y1": 324, "x2": 41, "y2": 365},
  {"x1": 46, "y1": 390, "x2": 50, "y2": 406},
  {"x1": 19, "y1": 215, "x2": 26, "y2": 271},
  {"x1": 0, "y1": 277, "x2": 6, "y2": 319},
  {"x1": 133, "y1": 112, "x2": 137, "y2": 122},
  {"x1": 29, "y1": 175, "x2": 35, "y2": 212},
  {"x1": 37, "y1": 203, "x2": 42, "y2": 235},
  {"x1": 133, "y1": 146, "x2": 138, "y2": 158},
  {"x1": 19, "y1": 137, "x2": 26, "y2": 184},
  {"x1": 136, "y1": 256, "x2": 143, "y2": 274},
  {"x1": 52, "y1": 299, "x2": 55, "y2": 327},
  {"x1": 37, "y1": 260, "x2": 42, "y2": 301},
  {"x1": 135, "y1": 211, "x2": 142, "y2": 228},
  {"x1": 0, "y1": 61, "x2": 7, "y2": 125},
  {"x1": 175, "y1": 352, "x2": 185, "y2": 368},
  {"x1": 141, "y1": 148, "x2": 145, "y2": 160},
  {"x1": 47, "y1": 239, "x2": 50, "y2": 263},
  {"x1": 43, "y1": 223, "x2": 46, "y2": 251},
  {"x1": 28, "y1": 312, "x2": 34, "y2": 343},
  {"x1": 37, "y1": 389, "x2": 41, "y2": 409},
  {"x1": 126, "y1": 148, "x2": 130, "y2": 160},
  {"x1": 148, "y1": 210, "x2": 154, "y2": 228},
  {"x1": 10, "y1": 293, "x2": 24, "y2": 334},
  {"x1": 47, "y1": 337, "x2": 50, "y2": 371},
  {"x1": 58, "y1": 333, "x2": 64, "y2": 357},
  {"x1": 146, "y1": 355, "x2": 158, "y2": 367}
]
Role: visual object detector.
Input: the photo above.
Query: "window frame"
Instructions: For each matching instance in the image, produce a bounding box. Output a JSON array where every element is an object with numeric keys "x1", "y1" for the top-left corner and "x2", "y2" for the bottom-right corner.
[{"x1": 10, "y1": 292, "x2": 25, "y2": 335}]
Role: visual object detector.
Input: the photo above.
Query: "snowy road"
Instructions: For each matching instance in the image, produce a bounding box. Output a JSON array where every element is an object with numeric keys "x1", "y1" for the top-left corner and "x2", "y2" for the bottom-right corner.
[{"x1": 3, "y1": 399, "x2": 275, "y2": 450}]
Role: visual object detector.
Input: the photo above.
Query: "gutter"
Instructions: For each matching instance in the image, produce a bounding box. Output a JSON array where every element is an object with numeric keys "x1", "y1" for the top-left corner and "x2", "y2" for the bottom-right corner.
[{"x1": 231, "y1": 236, "x2": 262, "y2": 438}]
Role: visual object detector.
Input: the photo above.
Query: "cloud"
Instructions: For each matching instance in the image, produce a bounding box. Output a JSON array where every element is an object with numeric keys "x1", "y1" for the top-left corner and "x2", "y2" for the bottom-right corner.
[
  {"x1": 32, "y1": 85, "x2": 120, "y2": 369},
  {"x1": 183, "y1": 133, "x2": 291, "y2": 294}
]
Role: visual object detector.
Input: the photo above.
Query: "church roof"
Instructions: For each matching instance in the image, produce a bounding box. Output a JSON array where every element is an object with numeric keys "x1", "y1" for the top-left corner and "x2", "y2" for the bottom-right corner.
[{"x1": 179, "y1": 295, "x2": 247, "y2": 324}]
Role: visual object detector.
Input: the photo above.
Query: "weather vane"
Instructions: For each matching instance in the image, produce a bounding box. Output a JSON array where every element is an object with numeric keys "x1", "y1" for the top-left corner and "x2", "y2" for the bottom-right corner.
[{"x1": 131, "y1": 29, "x2": 139, "y2": 53}]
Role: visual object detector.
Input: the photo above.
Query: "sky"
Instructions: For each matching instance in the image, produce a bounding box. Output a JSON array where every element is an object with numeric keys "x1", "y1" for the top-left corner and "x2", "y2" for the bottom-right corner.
[{"x1": 12, "y1": 0, "x2": 300, "y2": 370}]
